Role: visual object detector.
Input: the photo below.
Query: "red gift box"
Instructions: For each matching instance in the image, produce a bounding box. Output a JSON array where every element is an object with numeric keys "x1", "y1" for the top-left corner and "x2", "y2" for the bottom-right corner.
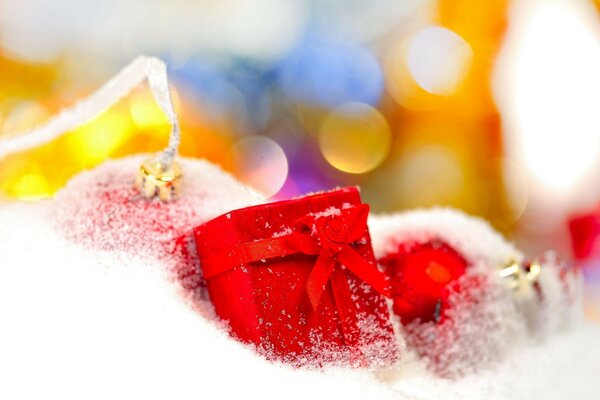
[{"x1": 193, "y1": 187, "x2": 398, "y2": 366}]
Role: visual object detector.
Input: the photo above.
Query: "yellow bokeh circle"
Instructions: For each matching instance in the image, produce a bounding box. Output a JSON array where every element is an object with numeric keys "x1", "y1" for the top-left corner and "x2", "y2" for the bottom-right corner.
[{"x1": 318, "y1": 103, "x2": 391, "y2": 174}]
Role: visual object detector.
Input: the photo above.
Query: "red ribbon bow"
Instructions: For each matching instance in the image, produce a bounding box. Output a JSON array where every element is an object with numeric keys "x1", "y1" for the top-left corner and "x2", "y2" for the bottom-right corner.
[
  {"x1": 288, "y1": 205, "x2": 391, "y2": 310},
  {"x1": 201, "y1": 204, "x2": 391, "y2": 312}
]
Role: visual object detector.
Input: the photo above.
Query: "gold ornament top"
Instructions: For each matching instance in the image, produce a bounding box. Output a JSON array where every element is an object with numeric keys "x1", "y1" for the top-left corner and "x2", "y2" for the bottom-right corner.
[
  {"x1": 136, "y1": 156, "x2": 182, "y2": 201},
  {"x1": 499, "y1": 259, "x2": 541, "y2": 298}
]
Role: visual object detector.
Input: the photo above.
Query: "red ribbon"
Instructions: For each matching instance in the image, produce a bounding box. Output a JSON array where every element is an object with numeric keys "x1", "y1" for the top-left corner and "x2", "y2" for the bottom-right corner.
[{"x1": 201, "y1": 204, "x2": 391, "y2": 347}]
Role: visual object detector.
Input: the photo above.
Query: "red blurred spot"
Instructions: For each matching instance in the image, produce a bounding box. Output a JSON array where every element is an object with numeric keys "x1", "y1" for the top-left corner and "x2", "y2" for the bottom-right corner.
[
  {"x1": 569, "y1": 212, "x2": 600, "y2": 260},
  {"x1": 379, "y1": 240, "x2": 468, "y2": 324}
]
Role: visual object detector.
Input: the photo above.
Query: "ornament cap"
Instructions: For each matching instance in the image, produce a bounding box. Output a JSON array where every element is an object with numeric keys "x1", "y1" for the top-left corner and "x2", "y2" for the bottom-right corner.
[
  {"x1": 136, "y1": 156, "x2": 182, "y2": 201},
  {"x1": 499, "y1": 259, "x2": 541, "y2": 298}
]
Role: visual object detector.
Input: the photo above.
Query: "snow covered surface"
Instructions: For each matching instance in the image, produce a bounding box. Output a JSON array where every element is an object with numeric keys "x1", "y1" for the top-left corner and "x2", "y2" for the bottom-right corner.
[
  {"x1": 1, "y1": 157, "x2": 599, "y2": 399},
  {"x1": 369, "y1": 210, "x2": 593, "y2": 383},
  {"x1": 369, "y1": 209, "x2": 523, "y2": 270}
]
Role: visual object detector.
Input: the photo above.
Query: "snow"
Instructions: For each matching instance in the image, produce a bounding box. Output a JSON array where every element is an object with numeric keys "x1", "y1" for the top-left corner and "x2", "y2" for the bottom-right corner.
[
  {"x1": 369, "y1": 209, "x2": 523, "y2": 272},
  {"x1": 0, "y1": 158, "x2": 599, "y2": 399}
]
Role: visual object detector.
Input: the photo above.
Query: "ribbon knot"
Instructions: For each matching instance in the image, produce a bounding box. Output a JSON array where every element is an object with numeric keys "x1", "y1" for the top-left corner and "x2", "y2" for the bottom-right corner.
[
  {"x1": 286, "y1": 205, "x2": 390, "y2": 310},
  {"x1": 317, "y1": 217, "x2": 349, "y2": 246}
]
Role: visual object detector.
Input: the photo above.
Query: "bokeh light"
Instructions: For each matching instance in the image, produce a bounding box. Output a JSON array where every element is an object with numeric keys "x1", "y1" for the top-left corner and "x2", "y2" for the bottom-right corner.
[
  {"x1": 67, "y1": 112, "x2": 134, "y2": 164},
  {"x1": 226, "y1": 136, "x2": 288, "y2": 198},
  {"x1": 0, "y1": 0, "x2": 307, "y2": 62},
  {"x1": 407, "y1": 26, "x2": 473, "y2": 96},
  {"x1": 384, "y1": 38, "x2": 447, "y2": 110},
  {"x1": 318, "y1": 103, "x2": 391, "y2": 174},
  {"x1": 4, "y1": 171, "x2": 50, "y2": 201},
  {"x1": 394, "y1": 144, "x2": 464, "y2": 208},
  {"x1": 1, "y1": 101, "x2": 50, "y2": 135},
  {"x1": 129, "y1": 88, "x2": 173, "y2": 130},
  {"x1": 501, "y1": 157, "x2": 529, "y2": 223},
  {"x1": 278, "y1": 37, "x2": 384, "y2": 108},
  {"x1": 495, "y1": 0, "x2": 600, "y2": 194},
  {"x1": 311, "y1": 0, "x2": 423, "y2": 43},
  {"x1": 212, "y1": 0, "x2": 307, "y2": 61},
  {"x1": 171, "y1": 61, "x2": 250, "y2": 129}
]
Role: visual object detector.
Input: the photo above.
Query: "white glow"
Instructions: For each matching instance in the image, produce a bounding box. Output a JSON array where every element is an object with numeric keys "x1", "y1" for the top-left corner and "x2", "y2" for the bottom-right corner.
[
  {"x1": 407, "y1": 26, "x2": 473, "y2": 96},
  {"x1": 496, "y1": 0, "x2": 600, "y2": 193},
  {"x1": 0, "y1": 0, "x2": 306, "y2": 62}
]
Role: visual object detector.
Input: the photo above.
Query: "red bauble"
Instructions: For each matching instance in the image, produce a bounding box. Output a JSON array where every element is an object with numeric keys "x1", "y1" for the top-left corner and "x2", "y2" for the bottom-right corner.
[
  {"x1": 569, "y1": 211, "x2": 600, "y2": 260},
  {"x1": 51, "y1": 156, "x2": 262, "y2": 298},
  {"x1": 378, "y1": 240, "x2": 468, "y2": 324}
]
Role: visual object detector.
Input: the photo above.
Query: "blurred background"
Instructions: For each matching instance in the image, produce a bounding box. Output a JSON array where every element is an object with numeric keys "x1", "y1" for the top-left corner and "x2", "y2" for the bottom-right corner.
[{"x1": 0, "y1": 0, "x2": 599, "y2": 317}]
